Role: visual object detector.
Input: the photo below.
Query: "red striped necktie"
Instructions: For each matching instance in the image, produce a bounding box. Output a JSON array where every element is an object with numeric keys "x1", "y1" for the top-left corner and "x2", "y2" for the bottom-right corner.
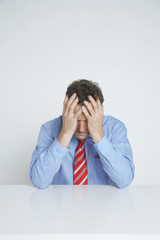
[{"x1": 73, "y1": 140, "x2": 88, "y2": 185}]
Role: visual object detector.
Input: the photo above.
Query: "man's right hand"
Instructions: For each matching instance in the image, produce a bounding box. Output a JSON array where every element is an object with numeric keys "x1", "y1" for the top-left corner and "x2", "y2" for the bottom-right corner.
[{"x1": 57, "y1": 93, "x2": 82, "y2": 148}]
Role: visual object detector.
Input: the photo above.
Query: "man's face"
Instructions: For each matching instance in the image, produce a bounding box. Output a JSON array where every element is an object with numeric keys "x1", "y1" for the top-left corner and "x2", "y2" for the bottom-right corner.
[{"x1": 74, "y1": 104, "x2": 89, "y2": 140}]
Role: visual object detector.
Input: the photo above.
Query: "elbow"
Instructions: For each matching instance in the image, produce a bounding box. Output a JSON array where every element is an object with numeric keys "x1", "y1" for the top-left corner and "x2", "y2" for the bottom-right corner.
[
  {"x1": 29, "y1": 168, "x2": 51, "y2": 189},
  {"x1": 115, "y1": 169, "x2": 135, "y2": 189},
  {"x1": 115, "y1": 181, "x2": 131, "y2": 189},
  {"x1": 30, "y1": 177, "x2": 51, "y2": 189}
]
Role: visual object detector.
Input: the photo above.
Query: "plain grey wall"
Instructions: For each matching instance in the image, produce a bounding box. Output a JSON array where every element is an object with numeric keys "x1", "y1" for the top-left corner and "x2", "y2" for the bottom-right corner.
[{"x1": 0, "y1": 0, "x2": 160, "y2": 185}]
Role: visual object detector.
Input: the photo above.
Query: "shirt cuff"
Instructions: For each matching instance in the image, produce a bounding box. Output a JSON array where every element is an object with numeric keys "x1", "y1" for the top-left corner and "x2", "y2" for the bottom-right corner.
[
  {"x1": 48, "y1": 138, "x2": 70, "y2": 159},
  {"x1": 93, "y1": 135, "x2": 112, "y2": 156}
]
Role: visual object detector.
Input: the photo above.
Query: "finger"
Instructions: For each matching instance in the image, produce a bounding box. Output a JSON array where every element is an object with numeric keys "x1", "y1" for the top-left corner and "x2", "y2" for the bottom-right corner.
[
  {"x1": 75, "y1": 108, "x2": 82, "y2": 118},
  {"x1": 82, "y1": 106, "x2": 91, "y2": 120},
  {"x1": 83, "y1": 100, "x2": 94, "y2": 116},
  {"x1": 63, "y1": 94, "x2": 69, "y2": 113},
  {"x1": 65, "y1": 93, "x2": 77, "y2": 113},
  {"x1": 63, "y1": 94, "x2": 69, "y2": 106},
  {"x1": 69, "y1": 96, "x2": 79, "y2": 114},
  {"x1": 96, "y1": 98, "x2": 103, "y2": 115},
  {"x1": 88, "y1": 95, "x2": 98, "y2": 112},
  {"x1": 102, "y1": 105, "x2": 104, "y2": 114},
  {"x1": 63, "y1": 94, "x2": 68, "y2": 104}
]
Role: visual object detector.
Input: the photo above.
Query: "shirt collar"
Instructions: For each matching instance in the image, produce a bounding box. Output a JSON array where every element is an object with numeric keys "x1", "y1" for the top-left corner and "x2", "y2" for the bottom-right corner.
[{"x1": 71, "y1": 132, "x2": 93, "y2": 143}]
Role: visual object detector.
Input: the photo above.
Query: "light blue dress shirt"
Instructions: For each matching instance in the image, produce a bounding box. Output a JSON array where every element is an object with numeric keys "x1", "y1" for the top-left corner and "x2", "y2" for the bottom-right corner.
[{"x1": 29, "y1": 115, "x2": 135, "y2": 189}]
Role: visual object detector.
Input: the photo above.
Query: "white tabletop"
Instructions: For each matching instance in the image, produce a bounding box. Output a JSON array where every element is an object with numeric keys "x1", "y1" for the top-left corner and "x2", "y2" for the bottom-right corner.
[{"x1": 0, "y1": 185, "x2": 160, "y2": 240}]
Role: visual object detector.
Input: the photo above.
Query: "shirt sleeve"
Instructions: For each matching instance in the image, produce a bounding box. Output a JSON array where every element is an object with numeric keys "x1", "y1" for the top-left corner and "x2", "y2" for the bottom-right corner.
[
  {"x1": 93, "y1": 123, "x2": 135, "y2": 189},
  {"x1": 29, "y1": 124, "x2": 69, "y2": 189}
]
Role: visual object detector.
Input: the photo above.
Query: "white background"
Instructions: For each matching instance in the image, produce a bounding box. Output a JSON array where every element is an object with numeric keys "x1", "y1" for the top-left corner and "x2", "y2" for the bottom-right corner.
[{"x1": 0, "y1": 0, "x2": 159, "y2": 185}]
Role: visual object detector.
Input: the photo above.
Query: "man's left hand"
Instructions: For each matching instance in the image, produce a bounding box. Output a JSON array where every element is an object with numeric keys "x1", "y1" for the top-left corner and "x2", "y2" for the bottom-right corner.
[{"x1": 82, "y1": 95, "x2": 104, "y2": 144}]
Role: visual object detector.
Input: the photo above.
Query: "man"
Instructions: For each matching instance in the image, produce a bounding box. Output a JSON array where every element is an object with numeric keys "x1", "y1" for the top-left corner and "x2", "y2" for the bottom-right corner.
[{"x1": 29, "y1": 79, "x2": 135, "y2": 189}]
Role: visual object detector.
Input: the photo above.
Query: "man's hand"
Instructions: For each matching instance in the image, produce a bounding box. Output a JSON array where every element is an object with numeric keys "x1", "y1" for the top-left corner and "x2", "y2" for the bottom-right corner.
[
  {"x1": 62, "y1": 93, "x2": 82, "y2": 136},
  {"x1": 57, "y1": 93, "x2": 82, "y2": 147},
  {"x1": 82, "y1": 95, "x2": 104, "y2": 144}
]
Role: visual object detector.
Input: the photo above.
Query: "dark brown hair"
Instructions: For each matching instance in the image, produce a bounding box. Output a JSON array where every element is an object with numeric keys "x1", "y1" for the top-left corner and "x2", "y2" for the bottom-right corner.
[{"x1": 66, "y1": 79, "x2": 104, "y2": 106}]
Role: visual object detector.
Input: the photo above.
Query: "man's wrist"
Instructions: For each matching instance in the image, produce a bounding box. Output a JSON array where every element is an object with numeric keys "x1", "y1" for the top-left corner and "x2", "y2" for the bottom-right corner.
[
  {"x1": 92, "y1": 130, "x2": 105, "y2": 144},
  {"x1": 57, "y1": 130, "x2": 73, "y2": 148}
]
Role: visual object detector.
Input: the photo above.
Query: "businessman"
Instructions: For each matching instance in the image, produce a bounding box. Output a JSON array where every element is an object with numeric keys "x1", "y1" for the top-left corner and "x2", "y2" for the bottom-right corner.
[{"x1": 29, "y1": 79, "x2": 135, "y2": 188}]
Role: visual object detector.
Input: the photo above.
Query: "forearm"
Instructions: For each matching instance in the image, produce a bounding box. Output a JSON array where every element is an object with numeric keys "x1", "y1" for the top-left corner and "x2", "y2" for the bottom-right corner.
[
  {"x1": 57, "y1": 130, "x2": 73, "y2": 148},
  {"x1": 29, "y1": 139, "x2": 69, "y2": 189},
  {"x1": 94, "y1": 136, "x2": 135, "y2": 189}
]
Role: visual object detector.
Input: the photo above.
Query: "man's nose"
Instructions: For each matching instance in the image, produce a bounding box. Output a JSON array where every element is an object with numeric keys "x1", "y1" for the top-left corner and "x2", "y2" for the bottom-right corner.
[{"x1": 77, "y1": 122, "x2": 86, "y2": 132}]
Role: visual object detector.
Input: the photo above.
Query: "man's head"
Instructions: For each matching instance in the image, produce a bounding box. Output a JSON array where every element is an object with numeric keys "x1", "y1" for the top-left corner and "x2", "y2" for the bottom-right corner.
[{"x1": 66, "y1": 79, "x2": 104, "y2": 140}]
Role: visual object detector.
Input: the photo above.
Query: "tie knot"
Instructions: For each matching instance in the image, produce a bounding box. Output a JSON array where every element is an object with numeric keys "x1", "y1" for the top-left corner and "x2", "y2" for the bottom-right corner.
[{"x1": 79, "y1": 140, "x2": 84, "y2": 146}]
